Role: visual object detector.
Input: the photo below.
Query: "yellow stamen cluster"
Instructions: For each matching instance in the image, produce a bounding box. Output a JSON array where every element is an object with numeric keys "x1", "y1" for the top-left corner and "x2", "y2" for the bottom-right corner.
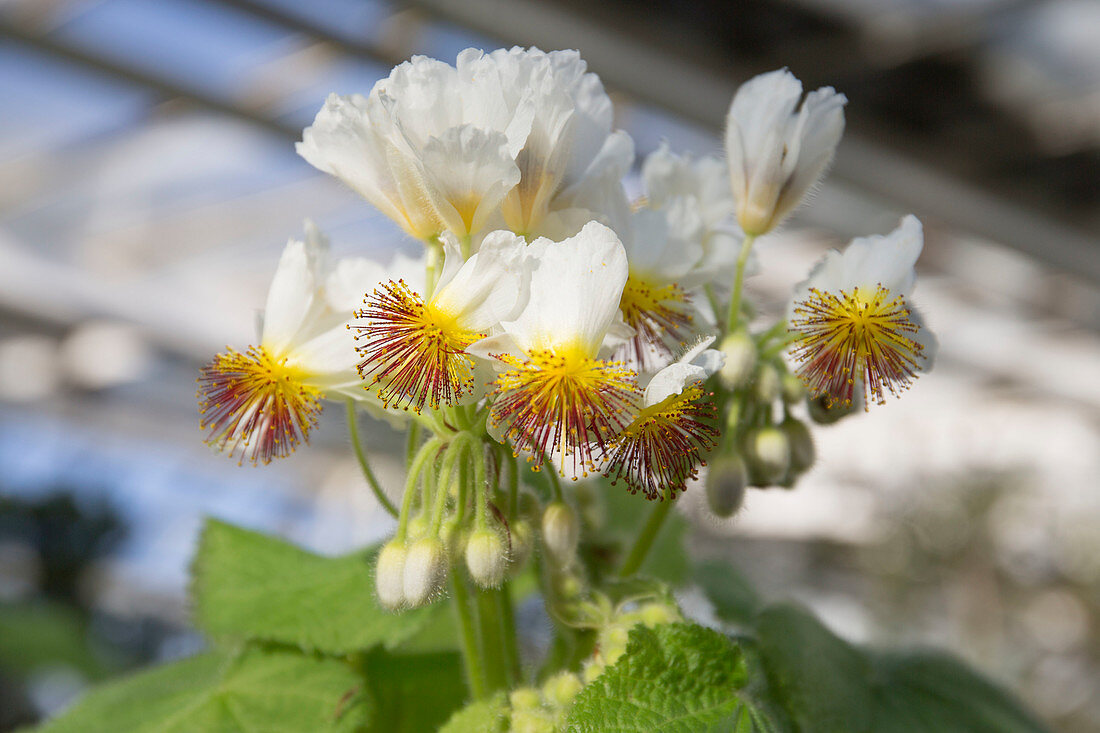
[
  {"x1": 490, "y1": 347, "x2": 638, "y2": 477},
  {"x1": 603, "y1": 385, "x2": 718, "y2": 500},
  {"x1": 616, "y1": 275, "x2": 692, "y2": 370},
  {"x1": 789, "y1": 284, "x2": 925, "y2": 407},
  {"x1": 197, "y1": 346, "x2": 321, "y2": 465},
  {"x1": 352, "y1": 280, "x2": 484, "y2": 412}
]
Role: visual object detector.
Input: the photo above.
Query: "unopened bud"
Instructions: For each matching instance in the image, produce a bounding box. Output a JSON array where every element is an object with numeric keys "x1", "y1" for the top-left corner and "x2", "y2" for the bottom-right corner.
[
  {"x1": 509, "y1": 688, "x2": 542, "y2": 711},
  {"x1": 465, "y1": 528, "x2": 508, "y2": 588},
  {"x1": 752, "y1": 363, "x2": 781, "y2": 403},
  {"x1": 745, "y1": 426, "x2": 790, "y2": 486},
  {"x1": 781, "y1": 372, "x2": 806, "y2": 404},
  {"x1": 781, "y1": 417, "x2": 815, "y2": 474},
  {"x1": 718, "y1": 331, "x2": 757, "y2": 390},
  {"x1": 542, "y1": 501, "x2": 579, "y2": 567},
  {"x1": 406, "y1": 514, "x2": 429, "y2": 540},
  {"x1": 511, "y1": 710, "x2": 555, "y2": 733},
  {"x1": 375, "y1": 540, "x2": 407, "y2": 610},
  {"x1": 639, "y1": 602, "x2": 681, "y2": 627},
  {"x1": 705, "y1": 453, "x2": 748, "y2": 518},
  {"x1": 541, "y1": 672, "x2": 583, "y2": 708},
  {"x1": 403, "y1": 537, "x2": 447, "y2": 607},
  {"x1": 509, "y1": 519, "x2": 534, "y2": 574},
  {"x1": 808, "y1": 393, "x2": 856, "y2": 425}
]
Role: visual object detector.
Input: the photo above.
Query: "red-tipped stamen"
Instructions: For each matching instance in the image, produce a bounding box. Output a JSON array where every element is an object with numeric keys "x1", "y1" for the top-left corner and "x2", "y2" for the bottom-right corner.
[
  {"x1": 603, "y1": 385, "x2": 718, "y2": 500},
  {"x1": 615, "y1": 276, "x2": 693, "y2": 371},
  {"x1": 490, "y1": 349, "x2": 638, "y2": 477},
  {"x1": 789, "y1": 284, "x2": 925, "y2": 407},
  {"x1": 352, "y1": 280, "x2": 483, "y2": 412},
  {"x1": 197, "y1": 346, "x2": 321, "y2": 465}
]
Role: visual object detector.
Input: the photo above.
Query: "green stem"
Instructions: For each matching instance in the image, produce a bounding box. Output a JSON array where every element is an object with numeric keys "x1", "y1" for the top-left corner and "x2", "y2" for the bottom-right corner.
[
  {"x1": 756, "y1": 319, "x2": 788, "y2": 346},
  {"x1": 451, "y1": 574, "x2": 488, "y2": 700},
  {"x1": 618, "y1": 494, "x2": 673, "y2": 577},
  {"x1": 726, "y1": 233, "x2": 757, "y2": 332},
  {"x1": 396, "y1": 437, "x2": 443, "y2": 540},
  {"x1": 473, "y1": 442, "x2": 489, "y2": 531},
  {"x1": 704, "y1": 283, "x2": 723, "y2": 326},
  {"x1": 345, "y1": 400, "x2": 398, "y2": 518},
  {"x1": 430, "y1": 438, "x2": 470, "y2": 534},
  {"x1": 542, "y1": 455, "x2": 564, "y2": 501},
  {"x1": 499, "y1": 582, "x2": 521, "y2": 685},
  {"x1": 405, "y1": 423, "x2": 421, "y2": 469},
  {"x1": 425, "y1": 237, "x2": 444, "y2": 297},
  {"x1": 476, "y1": 588, "x2": 507, "y2": 692}
]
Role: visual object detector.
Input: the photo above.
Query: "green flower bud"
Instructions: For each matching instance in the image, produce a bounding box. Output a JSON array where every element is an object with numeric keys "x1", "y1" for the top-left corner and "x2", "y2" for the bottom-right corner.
[
  {"x1": 510, "y1": 710, "x2": 555, "y2": 733},
  {"x1": 753, "y1": 363, "x2": 781, "y2": 403},
  {"x1": 403, "y1": 537, "x2": 447, "y2": 607},
  {"x1": 405, "y1": 514, "x2": 429, "y2": 540},
  {"x1": 465, "y1": 528, "x2": 507, "y2": 588},
  {"x1": 600, "y1": 625, "x2": 631, "y2": 666},
  {"x1": 638, "y1": 602, "x2": 681, "y2": 627},
  {"x1": 781, "y1": 372, "x2": 806, "y2": 404},
  {"x1": 541, "y1": 672, "x2": 583, "y2": 708},
  {"x1": 583, "y1": 660, "x2": 605, "y2": 684},
  {"x1": 781, "y1": 417, "x2": 815, "y2": 474},
  {"x1": 375, "y1": 540, "x2": 407, "y2": 611},
  {"x1": 509, "y1": 688, "x2": 542, "y2": 711},
  {"x1": 808, "y1": 393, "x2": 856, "y2": 425},
  {"x1": 705, "y1": 453, "x2": 748, "y2": 518},
  {"x1": 542, "y1": 501, "x2": 579, "y2": 567},
  {"x1": 718, "y1": 331, "x2": 757, "y2": 390},
  {"x1": 509, "y1": 519, "x2": 534, "y2": 574},
  {"x1": 745, "y1": 426, "x2": 790, "y2": 486}
]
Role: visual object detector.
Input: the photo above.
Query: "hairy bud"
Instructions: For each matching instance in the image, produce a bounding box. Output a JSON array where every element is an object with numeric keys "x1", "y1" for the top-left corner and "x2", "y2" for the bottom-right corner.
[
  {"x1": 745, "y1": 426, "x2": 790, "y2": 486},
  {"x1": 542, "y1": 672, "x2": 583, "y2": 708},
  {"x1": 542, "y1": 501, "x2": 579, "y2": 567},
  {"x1": 753, "y1": 363, "x2": 781, "y2": 403},
  {"x1": 717, "y1": 331, "x2": 757, "y2": 390},
  {"x1": 465, "y1": 528, "x2": 508, "y2": 588},
  {"x1": 375, "y1": 540, "x2": 407, "y2": 610},
  {"x1": 403, "y1": 537, "x2": 447, "y2": 607},
  {"x1": 781, "y1": 417, "x2": 815, "y2": 474},
  {"x1": 509, "y1": 519, "x2": 534, "y2": 574},
  {"x1": 705, "y1": 453, "x2": 748, "y2": 518},
  {"x1": 781, "y1": 372, "x2": 806, "y2": 404}
]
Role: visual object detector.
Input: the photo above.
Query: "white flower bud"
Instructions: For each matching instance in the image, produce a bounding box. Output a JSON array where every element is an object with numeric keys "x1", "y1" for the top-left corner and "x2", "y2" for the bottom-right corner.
[
  {"x1": 745, "y1": 426, "x2": 790, "y2": 486},
  {"x1": 403, "y1": 537, "x2": 447, "y2": 607},
  {"x1": 542, "y1": 501, "x2": 579, "y2": 567},
  {"x1": 375, "y1": 540, "x2": 408, "y2": 611},
  {"x1": 781, "y1": 417, "x2": 815, "y2": 474},
  {"x1": 705, "y1": 453, "x2": 748, "y2": 518},
  {"x1": 509, "y1": 519, "x2": 534, "y2": 574},
  {"x1": 465, "y1": 528, "x2": 508, "y2": 588},
  {"x1": 752, "y1": 363, "x2": 781, "y2": 403},
  {"x1": 717, "y1": 331, "x2": 757, "y2": 390}
]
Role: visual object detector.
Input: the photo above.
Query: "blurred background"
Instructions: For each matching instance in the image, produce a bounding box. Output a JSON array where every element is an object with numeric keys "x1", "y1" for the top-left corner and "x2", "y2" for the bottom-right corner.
[{"x1": 1, "y1": 0, "x2": 1098, "y2": 729}]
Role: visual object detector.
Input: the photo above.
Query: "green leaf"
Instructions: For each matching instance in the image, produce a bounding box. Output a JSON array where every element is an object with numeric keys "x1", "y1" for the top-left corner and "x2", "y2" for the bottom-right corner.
[
  {"x1": 192, "y1": 519, "x2": 439, "y2": 654},
  {"x1": 361, "y1": 648, "x2": 467, "y2": 733},
  {"x1": 865, "y1": 651, "x2": 1049, "y2": 733},
  {"x1": 755, "y1": 603, "x2": 874, "y2": 733},
  {"x1": 566, "y1": 623, "x2": 781, "y2": 733},
  {"x1": 439, "y1": 693, "x2": 508, "y2": 733},
  {"x1": 755, "y1": 603, "x2": 1049, "y2": 733},
  {"x1": 694, "y1": 560, "x2": 762, "y2": 627},
  {"x1": 36, "y1": 647, "x2": 370, "y2": 733}
]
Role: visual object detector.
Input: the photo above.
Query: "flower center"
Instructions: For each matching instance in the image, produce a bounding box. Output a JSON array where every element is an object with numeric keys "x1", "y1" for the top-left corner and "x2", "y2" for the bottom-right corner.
[
  {"x1": 197, "y1": 345, "x2": 321, "y2": 465},
  {"x1": 353, "y1": 279, "x2": 484, "y2": 412},
  {"x1": 615, "y1": 274, "x2": 693, "y2": 370},
  {"x1": 490, "y1": 348, "x2": 638, "y2": 477},
  {"x1": 603, "y1": 385, "x2": 718, "y2": 500},
  {"x1": 789, "y1": 284, "x2": 925, "y2": 407}
]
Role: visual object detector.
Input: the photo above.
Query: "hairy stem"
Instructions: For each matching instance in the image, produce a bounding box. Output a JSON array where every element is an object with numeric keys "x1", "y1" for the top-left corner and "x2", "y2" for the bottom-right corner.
[
  {"x1": 618, "y1": 494, "x2": 673, "y2": 577},
  {"x1": 726, "y1": 233, "x2": 757, "y2": 332},
  {"x1": 451, "y1": 574, "x2": 488, "y2": 700},
  {"x1": 345, "y1": 400, "x2": 398, "y2": 518}
]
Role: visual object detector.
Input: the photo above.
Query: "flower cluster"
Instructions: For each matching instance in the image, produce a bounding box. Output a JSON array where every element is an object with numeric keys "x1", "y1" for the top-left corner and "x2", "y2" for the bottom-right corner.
[{"x1": 197, "y1": 47, "x2": 937, "y2": 608}]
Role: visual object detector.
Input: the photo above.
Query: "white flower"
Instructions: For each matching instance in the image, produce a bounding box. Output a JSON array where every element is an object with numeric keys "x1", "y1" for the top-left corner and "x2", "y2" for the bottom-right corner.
[
  {"x1": 787, "y1": 215, "x2": 937, "y2": 407},
  {"x1": 298, "y1": 48, "x2": 633, "y2": 246},
  {"x1": 198, "y1": 222, "x2": 380, "y2": 464},
  {"x1": 724, "y1": 69, "x2": 846, "y2": 235},
  {"x1": 470, "y1": 221, "x2": 639, "y2": 474},
  {"x1": 353, "y1": 230, "x2": 532, "y2": 412},
  {"x1": 602, "y1": 337, "x2": 723, "y2": 500}
]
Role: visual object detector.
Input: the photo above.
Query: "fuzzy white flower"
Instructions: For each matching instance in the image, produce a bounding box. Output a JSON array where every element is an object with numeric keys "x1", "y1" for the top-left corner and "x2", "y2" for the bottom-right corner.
[
  {"x1": 603, "y1": 337, "x2": 723, "y2": 499},
  {"x1": 470, "y1": 221, "x2": 638, "y2": 474},
  {"x1": 298, "y1": 48, "x2": 633, "y2": 247},
  {"x1": 724, "y1": 69, "x2": 846, "y2": 236},
  {"x1": 198, "y1": 222, "x2": 381, "y2": 464},
  {"x1": 352, "y1": 230, "x2": 532, "y2": 412},
  {"x1": 787, "y1": 215, "x2": 937, "y2": 407}
]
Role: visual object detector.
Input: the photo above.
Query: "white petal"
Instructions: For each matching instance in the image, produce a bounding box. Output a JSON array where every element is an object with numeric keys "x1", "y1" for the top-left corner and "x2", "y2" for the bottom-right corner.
[
  {"x1": 261, "y1": 234, "x2": 326, "y2": 355},
  {"x1": 431, "y1": 230, "x2": 532, "y2": 332},
  {"x1": 502, "y1": 221, "x2": 628, "y2": 356}
]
